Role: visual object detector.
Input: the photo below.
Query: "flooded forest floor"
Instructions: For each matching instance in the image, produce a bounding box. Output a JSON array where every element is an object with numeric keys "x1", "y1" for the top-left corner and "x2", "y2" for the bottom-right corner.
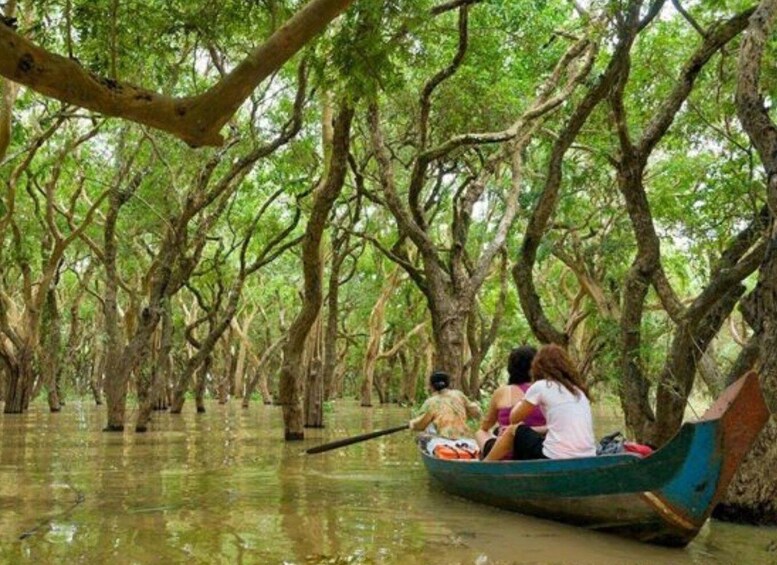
[{"x1": 0, "y1": 400, "x2": 775, "y2": 564}]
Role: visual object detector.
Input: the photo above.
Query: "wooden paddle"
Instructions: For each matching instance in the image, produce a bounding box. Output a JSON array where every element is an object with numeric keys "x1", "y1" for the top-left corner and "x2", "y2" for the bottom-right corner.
[{"x1": 305, "y1": 424, "x2": 408, "y2": 454}]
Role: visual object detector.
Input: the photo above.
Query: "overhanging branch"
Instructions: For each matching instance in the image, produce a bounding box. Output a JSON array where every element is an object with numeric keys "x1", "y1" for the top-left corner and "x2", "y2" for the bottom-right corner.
[{"x1": 0, "y1": 0, "x2": 354, "y2": 147}]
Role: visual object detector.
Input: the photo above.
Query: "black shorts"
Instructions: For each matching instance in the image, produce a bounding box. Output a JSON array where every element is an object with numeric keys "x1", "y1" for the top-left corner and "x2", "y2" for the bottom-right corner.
[
  {"x1": 512, "y1": 425, "x2": 548, "y2": 460},
  {"x1": 481, "y1": 436, "x2": 497, "y2": 459}
]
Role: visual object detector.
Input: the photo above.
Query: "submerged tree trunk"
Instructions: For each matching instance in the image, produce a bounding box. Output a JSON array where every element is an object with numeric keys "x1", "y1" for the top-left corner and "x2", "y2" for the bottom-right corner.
[
  {"x1": 716, "y1": 0, "x2": 777, "y2": 524},
  {"x1": 195, "y1": 355, "x2": 211, "y2": 413},
  {"x1": 303, "y1": 313, "x2": 324, "y2": 427},
  {"x1": 40, "y1": 288, "x2": 62, "y2": 412},
  {"x1": 90, "y1": 343, "x2": 105, "y2": 406},
  {"x1": 398, "y1": 348, "x2": 422, "y2": 405},
  {"x1": 3, "y1": 350, "x2": 35, "y2": 414},
  {"x1": 650, "y1": 288, "x2": 745, "y2": 445},
  {"x1": 305, "y1": 358, "x2": 324, "y2": 428},
  {"x1": 241, "y1": 334, "x2": 283, "y2": 408},
  {"x1": 323, "y1": 238, "x2": 344, "y2": 401},
  {"x1": 233, "y1": 330, "x2": 248, "y2": 400},
  {"x1": 361, "y1": 268, "x2": 401, "y2": 406},
  {"x1": 466, "y1": 252, "x2": 508, "y2": 398},
  {"x1": 103, "y1": 360, "x2": 129, "y2": 431},
  {"x1": 279, "y1": 103, "x2": 353, "y2": 440},
  {"x1": 136, "y1": 304, "x2": 173, "y2": 431}
]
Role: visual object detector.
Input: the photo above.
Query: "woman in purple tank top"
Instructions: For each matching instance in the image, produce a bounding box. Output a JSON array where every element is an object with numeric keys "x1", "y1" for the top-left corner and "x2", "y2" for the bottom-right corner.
[{"x1": 475, "y1": 346, "x2": 547, "y2": 458}]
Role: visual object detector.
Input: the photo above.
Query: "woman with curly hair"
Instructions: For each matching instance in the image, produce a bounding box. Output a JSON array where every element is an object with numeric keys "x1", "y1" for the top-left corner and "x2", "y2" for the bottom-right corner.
[{"x1": 484, "y1": 344, "x2": 595, "y2": 461}]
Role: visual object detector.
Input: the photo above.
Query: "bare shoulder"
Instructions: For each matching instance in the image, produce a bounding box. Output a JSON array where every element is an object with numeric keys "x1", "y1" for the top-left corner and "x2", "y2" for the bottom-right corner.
[{"x1": 489, "y1": 385, "x2": 511, "y2": 406}]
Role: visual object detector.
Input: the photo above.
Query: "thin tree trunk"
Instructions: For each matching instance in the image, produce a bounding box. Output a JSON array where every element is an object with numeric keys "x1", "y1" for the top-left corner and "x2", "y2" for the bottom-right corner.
[
  {"x1": 234, "y1": 327, "x2": 248, "y2": 400},
  {"x1": 323, "y1": 248, "x2": 342, "y2": 401},
  {"x1": 224, "y1": 340, "x2": 238, "y2": 403},
  {"x1": 279, "y1": 103, "x2": 353, "y2": 440},
  {"x1": 361, "y1": 269, "x2": 401, "y2": 406},
  {"x1": 305, "y1": 359, "x2": 324, "y2": 427},
  {"x1": 41, "y1": 287, "x2": 62, "y2": 412},
  {"x1": 399, "y1": 348, "x2": 422, "y2": 405},
  {"x1": 195, "y1": 355, "x2": 210, "y2": 414}
]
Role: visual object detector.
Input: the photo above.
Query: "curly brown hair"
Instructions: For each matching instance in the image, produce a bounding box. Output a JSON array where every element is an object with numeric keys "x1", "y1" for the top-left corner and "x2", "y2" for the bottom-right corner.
[{"x1": 530, "y1": 344, "x2": 590, "y2": 400}]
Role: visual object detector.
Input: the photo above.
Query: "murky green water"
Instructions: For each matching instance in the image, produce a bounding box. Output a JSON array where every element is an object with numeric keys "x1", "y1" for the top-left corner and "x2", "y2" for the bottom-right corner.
[{"x1": 0, "y1": 401, "x2": 775, "y2": 564}]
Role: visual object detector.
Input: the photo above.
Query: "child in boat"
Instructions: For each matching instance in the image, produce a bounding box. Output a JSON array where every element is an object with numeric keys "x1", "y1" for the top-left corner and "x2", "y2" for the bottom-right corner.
[
  {"x1": 484, "y1": 344, "x2": 596, "y2": 461},
  {"x1": 408, "y1": 371, "x2": 482, "y2": 439},
  {"x1": 475, "y1": 345, "x2": 547, "y2": 459}
]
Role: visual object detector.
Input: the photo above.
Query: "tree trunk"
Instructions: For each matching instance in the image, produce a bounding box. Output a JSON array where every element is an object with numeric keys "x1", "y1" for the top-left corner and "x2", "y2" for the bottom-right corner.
[
  {"x1": 429, "y1": 298, "x2": 468, "y2": 388},
  {"x1": 90, "y1": 343, "x2": 105, "y2": 406},
  {"x1": 361, "y1": 268, "x2": 401, "y2": 406},
  {"x1": 279, "y1": 103, "x2": 353, "y2": 440},
  {"x1": 234, "y1": 331, "x2": 248, "y2": 400},
  {"x1": 715, "y1": 417, "x2": 777, "y2": 523},
  {"x1": 649, "y1": 287, "x2": 744, "y2": 445},
  {"x1": 136, "y1": 304, "x2": 173, "y2": 431},
  {"x1": 399, "y1": 348, "x2": 421, "y2": 405},
  {"x1": 195, "y1": 355, "x2": 210, "y2": 413},
  {"x1": 323, "y1": 249, "x2": 341, "y2": 401},
  {"x1": 259, "y1": 367, "x2": 273, "y2": 405},
  {"x1": 40, "y1": 287, "x2": 62, "y2": 412},
  {"x1": 222, "y1": 342, "x2": 237, "y2": 404},
  {"x1": 305, "y1": 358, "x2": 324, "y2": 428},
  {"x1": 304, "y1": 313, "x2": 324, "y2": 426},
  {"x1": 103, "y1": 359, "x2": 129, "y2": 431},
  {"x1": 243, "y1": 365, "x2": 275, "y2": 408},
  {"x1": 716, "y1": 0, "x2": 777, "y2": 524},
  {"x1": 3, "y1": 352, "x2": 34, "y2": 414}
]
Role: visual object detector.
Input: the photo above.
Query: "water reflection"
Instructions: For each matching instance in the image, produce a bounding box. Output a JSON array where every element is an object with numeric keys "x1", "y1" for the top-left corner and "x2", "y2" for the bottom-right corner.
[{"x1": 0, "y1": 401, "x2": 775, "y2": 564}]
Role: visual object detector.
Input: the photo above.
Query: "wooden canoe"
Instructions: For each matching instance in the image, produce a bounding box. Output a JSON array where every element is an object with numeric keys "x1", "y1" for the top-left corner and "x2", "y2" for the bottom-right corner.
[{"x1": 420, "y1": 371, "x2": 769, "y2": 546}]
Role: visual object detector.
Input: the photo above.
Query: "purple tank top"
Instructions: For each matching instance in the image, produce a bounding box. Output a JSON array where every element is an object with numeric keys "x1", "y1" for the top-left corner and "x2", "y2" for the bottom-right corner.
[{"x1": 496, "y1": 384, "x2": 547, "y2": 428}]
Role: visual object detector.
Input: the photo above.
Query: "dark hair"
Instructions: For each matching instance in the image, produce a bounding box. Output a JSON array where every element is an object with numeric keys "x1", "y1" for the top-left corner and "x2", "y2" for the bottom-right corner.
[
  {"x1": 530, "y1": 344, "x2": 590, "y2": 400},
  {"x1": 507, "y1": 345, "x2": 537, "y2": 385},
  {"x1": 429, "y1": 371, "x2": 451, "y2": 391}
]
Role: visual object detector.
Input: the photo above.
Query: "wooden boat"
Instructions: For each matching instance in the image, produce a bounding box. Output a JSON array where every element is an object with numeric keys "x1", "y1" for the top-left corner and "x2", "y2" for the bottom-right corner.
[{"x1": 420, "y1": 371, "x2": 769, "y2": 546}]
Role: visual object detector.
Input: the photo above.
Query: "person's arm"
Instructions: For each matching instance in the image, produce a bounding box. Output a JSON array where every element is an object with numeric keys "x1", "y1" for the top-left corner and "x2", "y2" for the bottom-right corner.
[
  {"x1": 409, "y1": 411, "x2": 434, "y2": 431},
  {"x1": 466, "y1": 397, "x2": 483, "y2": 420},
  {"x1": 509, "y1": 399, "x2": 537, "y2": 425},
  {"x1": 409, "y1": 398, "x2": 433, "y2": 430},
  {"x1": 479, "y1": 395, "x2": 499, "y2": 431}
]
